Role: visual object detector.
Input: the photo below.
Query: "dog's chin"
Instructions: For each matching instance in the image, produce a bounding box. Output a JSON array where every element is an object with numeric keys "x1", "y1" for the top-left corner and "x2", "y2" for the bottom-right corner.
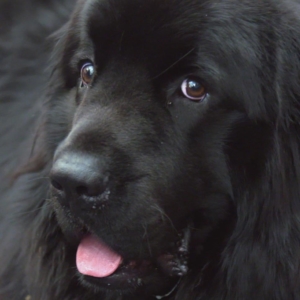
[{"x1": 78, "y1": 265, "x2": 180, "y2": 297}]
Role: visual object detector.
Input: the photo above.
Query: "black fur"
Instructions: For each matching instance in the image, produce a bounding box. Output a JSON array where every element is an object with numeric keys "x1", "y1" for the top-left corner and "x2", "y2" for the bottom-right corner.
[{"x1": 1, "y1": 0, "x2": 300, "y2": 299}]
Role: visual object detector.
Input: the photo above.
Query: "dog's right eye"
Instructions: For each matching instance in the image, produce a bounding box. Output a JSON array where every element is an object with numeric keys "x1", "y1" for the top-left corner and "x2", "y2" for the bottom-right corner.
[{"x1": 80, "y1": 62, "x2": 95, "y2": 86}]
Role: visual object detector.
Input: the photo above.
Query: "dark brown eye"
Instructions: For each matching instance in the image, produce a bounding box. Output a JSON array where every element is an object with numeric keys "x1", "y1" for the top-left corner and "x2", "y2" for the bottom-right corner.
[
  {"x1": 81, "y1": 63, "x2": 95, "y2": 86},
  {"x1": 181, "y1": 77, "x2": 206, "y2": 101}
]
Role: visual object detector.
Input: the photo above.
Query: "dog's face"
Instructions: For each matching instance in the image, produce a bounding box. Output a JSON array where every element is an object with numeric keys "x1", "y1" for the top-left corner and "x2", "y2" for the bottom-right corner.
[{"x1": 49, "y1": 0, "x2": 267, "y2": 297}]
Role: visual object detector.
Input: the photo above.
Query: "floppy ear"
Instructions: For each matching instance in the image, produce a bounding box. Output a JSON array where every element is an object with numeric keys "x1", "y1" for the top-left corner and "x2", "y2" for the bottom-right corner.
[
  {"x1": 175, "y1": 17, "x2": 300, "y2": 299},
  {"x1": 0, "y1": 18, "x2": 79, "y2": 300},
  {"x1": 217, "y1": 22, "x2": 300, "y2": 298},
  {"x1": 12, "y1": 30, "x2": 66, "y2": 180}
]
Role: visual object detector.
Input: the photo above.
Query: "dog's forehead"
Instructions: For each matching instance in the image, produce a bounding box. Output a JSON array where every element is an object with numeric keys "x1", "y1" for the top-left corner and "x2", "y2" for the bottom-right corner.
[
  {"x1": 82, "y1": 0, "x2": 203, "y2": 29},
  {"x1": 69, "y1": 0, "x2": 262, "y2": 69},
  {"x1": 76, "y1": 0, "x2": 203, "y2": 58}
]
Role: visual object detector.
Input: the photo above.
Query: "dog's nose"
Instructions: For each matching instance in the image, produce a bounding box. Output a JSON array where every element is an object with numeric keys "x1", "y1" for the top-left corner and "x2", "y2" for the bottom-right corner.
[{"x1": 50, "y1": 152, "x2": 108, "y2": 203}]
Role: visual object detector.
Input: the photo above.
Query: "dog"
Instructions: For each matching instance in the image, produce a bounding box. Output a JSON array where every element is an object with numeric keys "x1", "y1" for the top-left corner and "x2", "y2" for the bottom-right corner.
[{"x1": 1, "y1": 0, "x2": 300, "y2": 299}]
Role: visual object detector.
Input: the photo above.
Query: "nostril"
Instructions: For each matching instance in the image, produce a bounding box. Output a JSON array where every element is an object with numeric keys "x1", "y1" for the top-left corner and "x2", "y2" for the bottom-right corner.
[
  {"x1": 76, "y1": 186, "x2": 89, "y2": 196},
  {"x1": 51, "y1": 179, "x2": 64, "y2": 192},
  {"x1": 76, "y1": 184, "x2": 106, "y2": 197}
]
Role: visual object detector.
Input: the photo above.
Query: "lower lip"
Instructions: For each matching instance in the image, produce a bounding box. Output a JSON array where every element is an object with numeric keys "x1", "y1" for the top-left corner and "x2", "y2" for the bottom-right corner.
[
  {"x1": 79, "y1": 261, "x2": 179, "y2": 296},
  {"x1": 81, "y1": 261, "x2": 155, "y2": 289}
]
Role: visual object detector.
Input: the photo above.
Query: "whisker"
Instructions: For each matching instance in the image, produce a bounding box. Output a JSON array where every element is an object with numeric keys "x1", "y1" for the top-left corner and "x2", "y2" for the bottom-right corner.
[
  {"x1": 12, "y1": 198, "x2": 52, "y2": 218},
  {"x1": 26, "y1": 176, "x2": 50, "y2": 183},
  {"x1": 151, "y1": 204, "x2": 178, "y2": 233},
  {"x1": 152, "y1": 47, "x2": 195, "y2": 80},
  {"x1": 142, "y1": 224, "x2": 153, "y2": 257}
]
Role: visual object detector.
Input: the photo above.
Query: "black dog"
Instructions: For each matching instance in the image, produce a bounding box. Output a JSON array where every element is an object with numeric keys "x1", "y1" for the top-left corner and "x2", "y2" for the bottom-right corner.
[{"x1": 1, "y1": 0, "x2": 300, "y2": 299}]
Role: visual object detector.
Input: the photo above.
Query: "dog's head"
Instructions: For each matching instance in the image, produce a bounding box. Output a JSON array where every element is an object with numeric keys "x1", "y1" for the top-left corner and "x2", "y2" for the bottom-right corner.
[{"x1": 47, "y1": 0, "x2": 287, "y2": 297}]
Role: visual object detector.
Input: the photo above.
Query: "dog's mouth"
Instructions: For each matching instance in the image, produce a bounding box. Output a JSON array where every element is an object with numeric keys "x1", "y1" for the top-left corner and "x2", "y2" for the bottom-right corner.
[{"x1": 76, "y1": 227, "x2": 191, "y2": 293}]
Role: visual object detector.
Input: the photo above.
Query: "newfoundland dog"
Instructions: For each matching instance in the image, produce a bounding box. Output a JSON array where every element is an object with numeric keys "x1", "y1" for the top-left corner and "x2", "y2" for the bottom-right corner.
[{"x1": 1, "y1": 0, "x2": 300, "y2": 299}]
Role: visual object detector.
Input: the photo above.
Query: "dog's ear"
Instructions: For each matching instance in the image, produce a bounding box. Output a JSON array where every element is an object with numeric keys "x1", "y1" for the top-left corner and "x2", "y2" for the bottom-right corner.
[
  {"x1": 218, "y1": 22, "x2": 300, "y2": 299},
  {"x1": 272, "y1": 18, "x2": 300, "y2": 127},
  {"x1": 46, "y1": 22, "x2": 69, "y2": 72},
  {"x1": 12, "y1": 23, "x2": 69, "y2": 181}
]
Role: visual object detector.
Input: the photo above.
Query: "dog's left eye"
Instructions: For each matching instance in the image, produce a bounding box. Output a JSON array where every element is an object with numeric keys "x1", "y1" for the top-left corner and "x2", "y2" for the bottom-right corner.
[
  {"x1": 80, "y1": 62, "x2": 95, "y2": 86},
  {"x1": 181, "y1": 77, "x2": 206, "y2": 101}
]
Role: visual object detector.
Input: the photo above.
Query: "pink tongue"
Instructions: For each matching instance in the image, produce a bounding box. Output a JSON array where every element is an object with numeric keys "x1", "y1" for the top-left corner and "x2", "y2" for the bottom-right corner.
[{"x1": 76, "y1": 235, "x2": 122, "y2": 278}]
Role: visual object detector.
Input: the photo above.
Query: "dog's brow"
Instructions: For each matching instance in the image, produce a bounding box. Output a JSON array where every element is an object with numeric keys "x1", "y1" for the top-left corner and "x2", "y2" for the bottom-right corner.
[{"x1": 151, "y1": 47, "x2": 195, "y2": 80}]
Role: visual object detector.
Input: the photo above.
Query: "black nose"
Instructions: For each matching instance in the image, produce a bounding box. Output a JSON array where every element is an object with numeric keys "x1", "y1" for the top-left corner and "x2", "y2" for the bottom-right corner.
[{"x1": 50, "y1": 152, "x2": 109, "y2": 206}]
